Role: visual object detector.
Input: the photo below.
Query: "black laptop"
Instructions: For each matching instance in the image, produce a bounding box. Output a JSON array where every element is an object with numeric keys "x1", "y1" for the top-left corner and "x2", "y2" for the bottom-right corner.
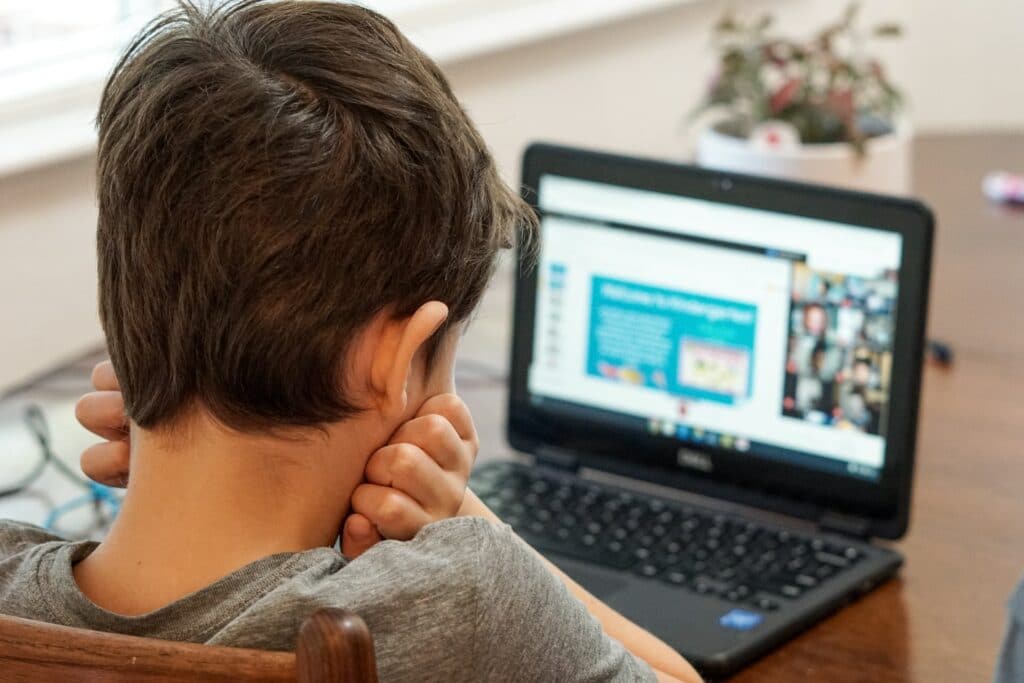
[{"x1": 469, "y1": 143, "x2": 933, "y2": 678}]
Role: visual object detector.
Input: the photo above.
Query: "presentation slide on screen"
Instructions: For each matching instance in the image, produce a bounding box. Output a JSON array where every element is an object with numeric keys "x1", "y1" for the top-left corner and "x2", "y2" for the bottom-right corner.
[
  {"x1": 527, "y1": 175, "x2": 904, "y2": 472},
  {"x1": 587, "y1": 277, "x2": 757, "y2": 405}
]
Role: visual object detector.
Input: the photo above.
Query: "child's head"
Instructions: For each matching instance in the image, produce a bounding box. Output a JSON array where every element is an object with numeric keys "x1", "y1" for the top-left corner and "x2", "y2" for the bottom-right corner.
[{"x1": 96, "y1": 1, "x2": 534, "y2": 436}]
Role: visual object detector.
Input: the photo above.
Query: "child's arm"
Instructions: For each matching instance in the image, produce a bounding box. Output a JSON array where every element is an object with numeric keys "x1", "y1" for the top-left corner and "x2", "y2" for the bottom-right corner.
[{"x1": 459, "y1": 489, "x2": 702, "y2": 683}]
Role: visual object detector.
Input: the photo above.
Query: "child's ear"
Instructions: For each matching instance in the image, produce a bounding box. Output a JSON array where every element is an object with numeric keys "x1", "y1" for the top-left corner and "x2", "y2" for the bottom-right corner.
[{"x1": 369, "y1": 301, "x2": 449, "y2": 419}]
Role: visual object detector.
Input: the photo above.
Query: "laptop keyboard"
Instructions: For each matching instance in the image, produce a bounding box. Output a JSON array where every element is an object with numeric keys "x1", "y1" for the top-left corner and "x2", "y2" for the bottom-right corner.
[{"x1": 471, "y1": 462, "x2": 865, "y2": 612}]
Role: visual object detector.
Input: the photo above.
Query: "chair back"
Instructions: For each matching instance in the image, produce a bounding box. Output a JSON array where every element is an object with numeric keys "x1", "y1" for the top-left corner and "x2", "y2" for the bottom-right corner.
[{"x1": 0, "y1": 607, "x2": 378, "y2": 683}]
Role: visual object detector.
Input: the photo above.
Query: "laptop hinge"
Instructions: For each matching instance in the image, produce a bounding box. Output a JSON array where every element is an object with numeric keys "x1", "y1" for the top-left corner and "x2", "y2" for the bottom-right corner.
[
  {"x1": 818, "y1": 510, "x2": 872, "y2": 539},
  {"x1": 534, "y1": 446, "x2": 581, "y2": 472}
]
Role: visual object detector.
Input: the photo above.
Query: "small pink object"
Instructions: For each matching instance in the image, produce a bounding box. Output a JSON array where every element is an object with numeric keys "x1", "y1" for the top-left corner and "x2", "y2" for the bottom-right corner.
[
  {"x1": 750, "y1": 121, "x2": 800, "y2": 153},
  {"x1": 982, "y1": 171, "x2": 1024, "y2": 204}
]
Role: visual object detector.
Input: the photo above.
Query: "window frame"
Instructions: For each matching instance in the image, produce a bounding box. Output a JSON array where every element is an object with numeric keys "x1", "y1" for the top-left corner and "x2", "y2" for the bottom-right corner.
[{"x1": 0, "y1": 0, "x2": 695, "y2": 177}]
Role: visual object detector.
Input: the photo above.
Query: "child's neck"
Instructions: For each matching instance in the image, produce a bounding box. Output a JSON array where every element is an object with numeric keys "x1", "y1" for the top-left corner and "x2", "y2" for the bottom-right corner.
[{"x1": 73, "y1": 412, "x2": 377, "y2": 615}]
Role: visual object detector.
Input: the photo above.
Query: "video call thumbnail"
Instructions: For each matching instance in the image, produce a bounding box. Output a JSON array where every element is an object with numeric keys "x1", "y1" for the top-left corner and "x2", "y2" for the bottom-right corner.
[{"x1": 781, "y1": 262, "x2": 898, "y2": 436}]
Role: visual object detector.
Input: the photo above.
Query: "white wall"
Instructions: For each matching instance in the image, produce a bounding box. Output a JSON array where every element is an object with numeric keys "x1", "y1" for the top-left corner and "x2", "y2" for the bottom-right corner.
[
  {"x1": 0, "y1": 156, "x2": 100, "y2": 391},
  {"x1": 2, "y1": 0, "x2": 1018, "y2": 391},
  {"x1": 905, "y1": 0, "x2": 1024, "y2": 132}
]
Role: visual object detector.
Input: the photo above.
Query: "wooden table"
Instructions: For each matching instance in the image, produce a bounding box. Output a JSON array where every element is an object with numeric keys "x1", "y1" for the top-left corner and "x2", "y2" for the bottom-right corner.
[{"x1": 457, "y1": 133, "x2": 1024, "y2": 682}]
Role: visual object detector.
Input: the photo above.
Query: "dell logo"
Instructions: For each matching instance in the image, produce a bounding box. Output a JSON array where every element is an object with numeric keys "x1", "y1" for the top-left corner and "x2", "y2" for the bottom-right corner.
[{"x1": 677, "y1": 448, "x2": 713, "y2": 472}]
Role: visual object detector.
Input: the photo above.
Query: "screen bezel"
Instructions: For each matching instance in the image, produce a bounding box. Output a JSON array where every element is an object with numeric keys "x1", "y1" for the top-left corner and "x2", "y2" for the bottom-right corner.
[{"x1": 508, "y1": 143, "x2": 933, "y2": 540}]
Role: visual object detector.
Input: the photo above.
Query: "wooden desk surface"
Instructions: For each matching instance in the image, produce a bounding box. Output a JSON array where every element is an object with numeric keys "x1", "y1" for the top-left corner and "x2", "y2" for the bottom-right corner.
[{"x1": 458, "y1": 133, "x2": 1024, "y2": 682}]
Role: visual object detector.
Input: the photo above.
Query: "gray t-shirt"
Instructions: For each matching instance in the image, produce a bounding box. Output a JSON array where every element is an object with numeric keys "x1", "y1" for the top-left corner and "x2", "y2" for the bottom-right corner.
[{"x1": 0, "y1": 517, "x2": 653, "y2": 682}]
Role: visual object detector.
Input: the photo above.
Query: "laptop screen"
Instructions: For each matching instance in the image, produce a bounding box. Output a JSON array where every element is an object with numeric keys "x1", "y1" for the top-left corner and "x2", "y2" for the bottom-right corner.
[{"x1": 526, "y1": 174, "x2": 905, "y2": 483}]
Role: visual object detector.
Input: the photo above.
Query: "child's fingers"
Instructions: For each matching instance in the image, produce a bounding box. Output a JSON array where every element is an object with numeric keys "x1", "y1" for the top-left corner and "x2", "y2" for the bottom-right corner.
[
  {"x1": 364, "y1": 443, "x2": 461, "y2": 514},
  {"x1": 340, "y1": 513, "x2": 383, "y2": 560},
  {"x1": 350, "y1": 483, "x2": 433, "y2": 541},
  {"x1": 75, "y1": 391, "x2": 129, "y2": 441},
  {"x1": 91, "y1": 361, "x2": 121, "y2": 391},
  {"x1": 415, "y1": 393, "x2": 478, "y2": 447},
  {"x1": 79, "y1": 440, "x2": 131, "y2": 488},
  {"x1": 387, "y1": 413, "x2": 472, "y2": 476}
]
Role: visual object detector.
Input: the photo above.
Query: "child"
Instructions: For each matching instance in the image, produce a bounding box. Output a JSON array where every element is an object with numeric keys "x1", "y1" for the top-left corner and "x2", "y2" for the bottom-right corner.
[{"x1": 0, "y1": 3, "x2": 699, "y2": 681}]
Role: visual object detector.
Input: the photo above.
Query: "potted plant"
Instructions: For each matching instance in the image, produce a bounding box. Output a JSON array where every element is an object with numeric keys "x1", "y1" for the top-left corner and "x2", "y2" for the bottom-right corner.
[{"x1": 693, "y1": 3, "x2": 909, "y2": 194}]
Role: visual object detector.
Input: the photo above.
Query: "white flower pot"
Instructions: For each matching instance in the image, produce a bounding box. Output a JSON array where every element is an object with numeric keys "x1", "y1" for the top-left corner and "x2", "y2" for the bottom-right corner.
[{"x1": 696, "y1": 124, "x2": 912, "y2": 196}]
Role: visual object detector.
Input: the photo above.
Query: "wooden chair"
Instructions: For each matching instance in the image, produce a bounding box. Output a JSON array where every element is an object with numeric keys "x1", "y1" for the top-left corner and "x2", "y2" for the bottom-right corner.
[{"x1": 0, "y1": 608, "x2": 378, "y2": 683}]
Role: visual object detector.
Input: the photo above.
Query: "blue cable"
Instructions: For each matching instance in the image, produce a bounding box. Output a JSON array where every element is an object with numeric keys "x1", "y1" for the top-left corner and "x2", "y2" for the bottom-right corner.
[{"x1": 44, "y1": 483, "x2": 122, "y2": 532}]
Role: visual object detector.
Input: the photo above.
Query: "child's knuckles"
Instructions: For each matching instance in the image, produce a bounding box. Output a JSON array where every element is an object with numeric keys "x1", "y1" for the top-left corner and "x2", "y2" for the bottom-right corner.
[
  {"x1": 419, "y1": 413, "x2": 451, "y2": 441},
  {"x1": 376, "y1": 492, "x2": 408, "y2": 526},
  {"x1": 390, "y1": 445, "x2": 421, "y2": 480},
  {"x1": 431, "y1": 393, "x2": 464, "y2": 416}
]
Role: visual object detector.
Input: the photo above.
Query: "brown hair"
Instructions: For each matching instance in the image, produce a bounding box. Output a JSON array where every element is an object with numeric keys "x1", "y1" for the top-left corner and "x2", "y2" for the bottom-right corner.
[{"x1": 96, "y1": 0, "x2": 535, "y2": 431}]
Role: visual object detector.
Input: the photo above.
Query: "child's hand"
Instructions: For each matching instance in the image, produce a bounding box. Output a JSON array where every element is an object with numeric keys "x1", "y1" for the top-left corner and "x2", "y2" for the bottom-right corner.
[
  {"x1": 342, "y1": 393, "x2": 479, "y2": 559},
  {"x1": 76, "y1": 361, "x2": 132, "y2": 487}
]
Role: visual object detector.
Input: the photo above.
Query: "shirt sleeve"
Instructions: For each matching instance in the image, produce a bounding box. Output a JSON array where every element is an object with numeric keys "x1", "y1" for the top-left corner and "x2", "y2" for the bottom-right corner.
[
  {"x1": 994, "y1": 577, "x2": 1024, "y2": 683},
  {"x1": 471, "y1": 522, "x2": 656, "y2": 683}
]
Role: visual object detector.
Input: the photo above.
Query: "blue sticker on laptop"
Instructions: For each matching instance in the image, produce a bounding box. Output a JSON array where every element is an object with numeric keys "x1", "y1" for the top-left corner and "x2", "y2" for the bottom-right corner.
[{"x1": 719, "y1": 609, "x2": 763, "y2": 631}]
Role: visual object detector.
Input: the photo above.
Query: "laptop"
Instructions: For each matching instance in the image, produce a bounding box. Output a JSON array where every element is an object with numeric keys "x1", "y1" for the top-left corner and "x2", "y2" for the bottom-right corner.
[{"x1": 469, "y1": 143, "x2": 934, "y2": 678}]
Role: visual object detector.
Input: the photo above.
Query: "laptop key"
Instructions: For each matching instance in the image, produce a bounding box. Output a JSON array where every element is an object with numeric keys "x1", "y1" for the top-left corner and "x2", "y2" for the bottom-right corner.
[
  {"x1": 716, "y1": 567, "x2": 738, "y2": 582},
  {"x1": 752, "y1": 596, "x2": 780, "y2": 612},
  {"x1": 661, "y1": 540, "x2": 684, "y2": 554},
  {"x1": 795, "y1": 574, "x2": 818, "y2": 588},
  {"x1": 635, "y1": 563, "x2": 660, "y2": 578},
  {"x1": 748, "y1": 576, "x2": 802, "y2": 599},
  {"x1": 786, "y1": 557, "x2": 808, "y2": 572},
  {"x1": 842, "y1": 547, "x2": 863, "y2": 562},
  {"x1": 815, "y1": 551, "x2": 851, "y2": 568},
  {"x1": 723, "y1": 585, "x2": 752, "y2": 602},
  {"x1": 663, "y1": 570, "x2": 688, "y2": 586},
  {"x1": 814, "y1": 564, "x2": 836, "y2": 579},
  {"x1": 780, "y1": 584, "x2": 803, "y2": 599},
  {"x1": 692, "y1": 577, "x2": 727, "y2": 596},
  {"x1": 653, "y1": 553, "x2": 681, "y2": 569}
]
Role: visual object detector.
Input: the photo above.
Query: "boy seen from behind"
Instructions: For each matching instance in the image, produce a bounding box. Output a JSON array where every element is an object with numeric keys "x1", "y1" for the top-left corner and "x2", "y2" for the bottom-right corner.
[{"x1": 0, "y1": 3, "x2": 700, "y2": 682}]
